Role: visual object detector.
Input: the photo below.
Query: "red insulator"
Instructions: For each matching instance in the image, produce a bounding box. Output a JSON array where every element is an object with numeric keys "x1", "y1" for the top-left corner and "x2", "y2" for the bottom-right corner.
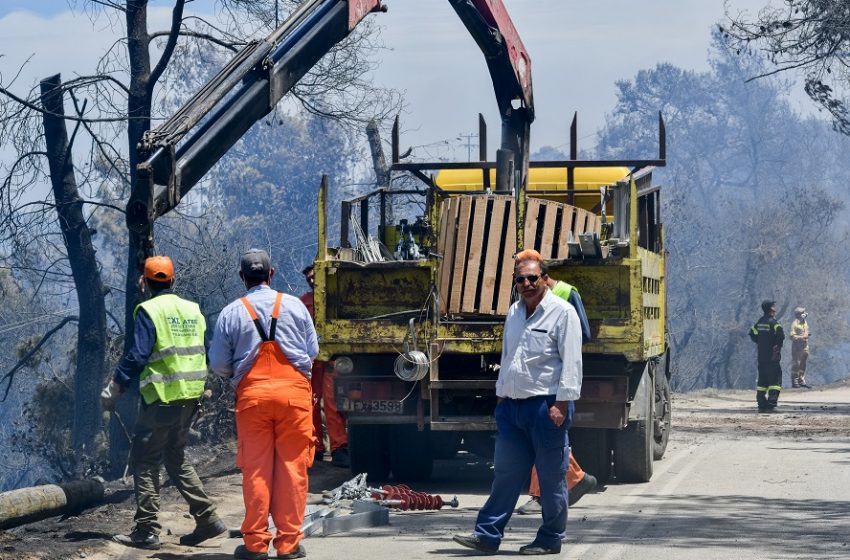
[{"x1": 377, "y1": 484, "x2": 453, "y2": 511}]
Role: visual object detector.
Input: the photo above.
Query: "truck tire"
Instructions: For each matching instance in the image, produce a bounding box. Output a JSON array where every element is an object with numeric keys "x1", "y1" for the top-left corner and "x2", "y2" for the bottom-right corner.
[
  {"x1": 389, "y1": 425, "x2": 434, "y2": 482},
  {"x1": 349, "y1": 424, "x2": 391, "y2": 483},
  {"x1": 569, "y1": 427, "x2": 611, "y2": 485},
  {"x1": 653, "y1": 373, "x2": 672, "y2": 460},
  {"x1": 430, "y1": 431, "x2": 462, "y2": 460},
  {"x1": 614, "y1": 417, "x2": 653, "y2": 483}
]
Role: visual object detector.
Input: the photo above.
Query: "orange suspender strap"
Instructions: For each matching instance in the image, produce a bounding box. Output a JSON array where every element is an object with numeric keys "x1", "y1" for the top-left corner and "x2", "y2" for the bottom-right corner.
[
  {"x1": 240, "y1": 296, "x2": 269, "y2": 342},
  {"x1": 239, "y1": 292, "x2": 283, "y2": 342},
  {"x1": 269, "y1": 292, "x2": 283, "y2": 339}
]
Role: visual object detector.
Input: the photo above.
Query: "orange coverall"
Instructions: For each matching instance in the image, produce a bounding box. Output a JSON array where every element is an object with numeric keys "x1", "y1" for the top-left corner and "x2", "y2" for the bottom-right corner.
[
  {"x1": 236, "y1": 294, "x2": 314, "y2": 556},
  {"x1": 528, "y1": 454, "x2": 585, "y2": 497},
  {"x1": 300, "y1": 290, "x2": 348, "y2": 454}
]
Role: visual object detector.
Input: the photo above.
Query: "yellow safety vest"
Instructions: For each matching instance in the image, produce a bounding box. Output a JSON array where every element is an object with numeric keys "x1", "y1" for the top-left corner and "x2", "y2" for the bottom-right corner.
[{"x1": 136, "y1": 294, "x2": 207, "y2": 405}]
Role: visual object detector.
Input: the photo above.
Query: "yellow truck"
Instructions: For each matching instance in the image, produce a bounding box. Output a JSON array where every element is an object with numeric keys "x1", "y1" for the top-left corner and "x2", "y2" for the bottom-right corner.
[{"x1": 312, "y1": 118, "x2": 671, "y2": 483}]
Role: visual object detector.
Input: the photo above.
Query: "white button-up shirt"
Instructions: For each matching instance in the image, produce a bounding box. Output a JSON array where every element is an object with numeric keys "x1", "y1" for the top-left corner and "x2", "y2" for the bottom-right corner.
[{"x1": 496, "y1": 288, "x2": 583, "y2": 401}]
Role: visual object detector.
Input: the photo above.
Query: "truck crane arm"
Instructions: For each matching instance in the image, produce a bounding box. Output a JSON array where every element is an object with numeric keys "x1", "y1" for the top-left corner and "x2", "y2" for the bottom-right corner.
[
  {"x1": 130, "y1": 0, "x2": 533, "y2": 250},
  {"x1": 128, "y1": 0, "x2": 386, "y2": 236}
]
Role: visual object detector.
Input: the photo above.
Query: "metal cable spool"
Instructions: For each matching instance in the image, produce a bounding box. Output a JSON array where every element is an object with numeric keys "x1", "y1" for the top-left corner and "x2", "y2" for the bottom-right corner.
[{"x1": 394, "y1": 351, "x2": 429, "y2": 382}]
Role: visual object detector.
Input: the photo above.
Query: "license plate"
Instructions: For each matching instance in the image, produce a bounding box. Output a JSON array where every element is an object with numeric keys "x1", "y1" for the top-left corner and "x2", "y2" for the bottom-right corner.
[{"x1": 340, "y1": 398, "x2": 403, "y2": 414}]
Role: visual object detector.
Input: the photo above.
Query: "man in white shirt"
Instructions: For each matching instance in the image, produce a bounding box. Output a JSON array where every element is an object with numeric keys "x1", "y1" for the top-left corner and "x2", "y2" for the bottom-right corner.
[{"x1": 453, "y1": 249, "x2": 582, "y2": 556}]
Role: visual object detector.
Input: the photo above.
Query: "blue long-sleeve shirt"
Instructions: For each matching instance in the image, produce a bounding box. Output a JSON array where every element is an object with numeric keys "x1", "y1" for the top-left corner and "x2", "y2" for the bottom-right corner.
[
  {"x1": 208, "y1": 285, "x2": 318, "y2": 388},
  {"x1": 113, "y1": 301, "x2": 158, "y2": 389}
]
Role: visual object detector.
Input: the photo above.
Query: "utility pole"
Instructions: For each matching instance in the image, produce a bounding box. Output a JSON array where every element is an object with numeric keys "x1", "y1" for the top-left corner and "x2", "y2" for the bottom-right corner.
[{"x1": 457, "y1": 132, "x2": 478, "y2": 162}]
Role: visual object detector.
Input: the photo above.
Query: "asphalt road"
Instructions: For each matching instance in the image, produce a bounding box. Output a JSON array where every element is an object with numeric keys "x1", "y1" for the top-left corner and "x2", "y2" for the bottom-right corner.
[
  {"x1": 6, "y1": 383, "x2": 850, "y2": 560},
  {"x1": 304, "y1": 384, "x2": 850, "y2": 560}
]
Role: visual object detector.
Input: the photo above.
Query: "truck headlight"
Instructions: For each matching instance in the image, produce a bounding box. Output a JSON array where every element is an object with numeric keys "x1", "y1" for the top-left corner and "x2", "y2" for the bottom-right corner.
[{"x1": 334, "y1": 356, "x2": 354, "y2": 375}]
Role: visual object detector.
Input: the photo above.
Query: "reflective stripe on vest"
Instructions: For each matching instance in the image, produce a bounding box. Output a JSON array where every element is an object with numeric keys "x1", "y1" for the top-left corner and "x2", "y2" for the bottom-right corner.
[{"x1": 136, "y1": 294, "x2": 207, "y2": 405}]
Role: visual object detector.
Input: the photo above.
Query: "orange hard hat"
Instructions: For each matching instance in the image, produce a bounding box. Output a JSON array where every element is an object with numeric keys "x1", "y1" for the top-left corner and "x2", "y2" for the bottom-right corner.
[{"x1": 143, "y1": 256, "x2": 174, "y2": 282}]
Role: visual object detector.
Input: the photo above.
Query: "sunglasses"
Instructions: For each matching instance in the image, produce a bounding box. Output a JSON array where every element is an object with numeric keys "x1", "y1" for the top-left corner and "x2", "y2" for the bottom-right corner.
[{"x1": 514, "y1": 274, "x2": 540, "y2": 284}]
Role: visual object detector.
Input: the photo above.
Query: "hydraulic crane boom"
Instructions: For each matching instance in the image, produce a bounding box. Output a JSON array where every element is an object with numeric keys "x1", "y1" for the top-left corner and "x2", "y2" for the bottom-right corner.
[
  {"x1": 129, "y1": 0, "x2": 385, "y2": 235},
  {"x1": 130, "y1": 0, "x2": 534, "y2": 254}
]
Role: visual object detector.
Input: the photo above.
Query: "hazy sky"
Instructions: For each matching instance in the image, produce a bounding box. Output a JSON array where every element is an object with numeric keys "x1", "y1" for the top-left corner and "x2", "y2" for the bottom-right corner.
[{"x1": 0, "y1": 0, "x2": 785, "y2": 156}]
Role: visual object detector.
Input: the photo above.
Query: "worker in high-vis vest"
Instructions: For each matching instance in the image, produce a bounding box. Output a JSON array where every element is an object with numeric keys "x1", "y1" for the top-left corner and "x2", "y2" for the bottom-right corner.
[
  {"x1": 209, "y1": 249, "x2": 318, "y2": 560},
  {"x1": 518, "y1": 269, "x2": 598, "y2": 515},
  {"x1": 101, "y1": 256, "x2": 225, "y2": 550}
]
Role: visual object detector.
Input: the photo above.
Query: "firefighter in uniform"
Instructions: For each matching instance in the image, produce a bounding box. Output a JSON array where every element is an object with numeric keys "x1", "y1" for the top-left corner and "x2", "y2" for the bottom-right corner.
[
  {"x1": 749, "y1": 300, "x2": 785, "y2": 412},
  {"x1": 101, "y1": 256, "x2": 225, "y2": 550},
  {"x1": 790, "y1": 307, "x2": 811, "y2": 388}
]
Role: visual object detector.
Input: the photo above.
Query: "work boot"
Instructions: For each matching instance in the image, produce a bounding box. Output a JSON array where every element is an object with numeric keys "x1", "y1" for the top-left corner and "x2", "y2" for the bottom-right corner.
[
  {"x1": 453, "y1": 534, "x2": 498, "y2": 554},
  {"x1": 112, "y1": 528, "x2": 160, "y2": 550},
  {"x1": 758, "y1": 407, "x2": 776, "y2": 413},
  {"x1": 180, "y1": 518, "x2": 227, "y2": 546},
  {"x1": 569, "y1": 473, "x2": 598, "y2": 506},
  {"x1": 767, "y1": 389, "x2": 780, "y2": 408},
  {"x1": 278, "y1": 544, "x2": 307, "y2": 559},
  {"x1": 517, "y1": 496, "x2": 542, "y2": 515},
  {"x1": 314, "y1": 449, "x2": 325, "y2": 463},
  {"x1": 519, "y1": 540, "x2": 561, "y2": 555},
  {"x1": 331, "y1": 447, "x2": 350, "y2": 468},
  {"x1": 234, "y1": 544, "x2": 269, "y2": 560},
  {"x1": 801, "y1": 382, "x2": 812, "y2": 389},
  {"x1": 756, "y1": 390, "x2": 768, "y2": 409},
  {"x1": 792, "y1": 383, "x2": 800, "y2": 388}
]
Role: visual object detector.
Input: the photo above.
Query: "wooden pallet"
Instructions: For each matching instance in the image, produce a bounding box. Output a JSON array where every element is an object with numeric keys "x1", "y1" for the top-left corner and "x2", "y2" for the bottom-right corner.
[
  {"x1": 523, "y1": 198, "x2": 599, "y2": 259},
  {"x1": 438, "y1": 195, "x2": 600, "y2": 316}
]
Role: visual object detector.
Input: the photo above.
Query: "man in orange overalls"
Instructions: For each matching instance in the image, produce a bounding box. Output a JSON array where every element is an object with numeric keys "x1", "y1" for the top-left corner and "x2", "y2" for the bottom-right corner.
[{"x1": 210, "y1": 249, "x2": 318, "y2": 560}]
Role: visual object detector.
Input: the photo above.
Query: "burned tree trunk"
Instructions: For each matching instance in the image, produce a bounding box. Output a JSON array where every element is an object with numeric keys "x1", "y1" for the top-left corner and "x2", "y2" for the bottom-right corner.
[
  {"x1": 40, "y1": 75, "x2": 108, "y2": 461},
  {"x1": 0, "y1": 480, "x2": 104, "y2": 530},
  {"x1": 366, "y1": 119, "x2": 392, "y2": 224}
]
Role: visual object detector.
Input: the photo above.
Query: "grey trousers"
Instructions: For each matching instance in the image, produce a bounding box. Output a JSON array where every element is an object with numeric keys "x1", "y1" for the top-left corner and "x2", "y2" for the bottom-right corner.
[{"x1": 131, "y1": 399, "x2": 219, "y2": 534}]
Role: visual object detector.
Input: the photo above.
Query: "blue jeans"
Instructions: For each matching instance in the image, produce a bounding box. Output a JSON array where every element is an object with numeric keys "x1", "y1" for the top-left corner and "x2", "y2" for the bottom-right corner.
[{"x1": 473, "y1": 395, "x2": 571, "y2": 550}]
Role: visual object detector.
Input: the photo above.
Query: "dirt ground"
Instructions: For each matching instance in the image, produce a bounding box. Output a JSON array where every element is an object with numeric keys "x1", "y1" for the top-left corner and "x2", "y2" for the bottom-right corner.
[
  {"x1": 0, "y1": 442, "x2": 353, "y2": 560},
  {"x1": 673, "y1": 377, "x2": 850, "y2": 439},
  {"x1": 2, "y1": 378, "x2": 850, "y2": 560}
]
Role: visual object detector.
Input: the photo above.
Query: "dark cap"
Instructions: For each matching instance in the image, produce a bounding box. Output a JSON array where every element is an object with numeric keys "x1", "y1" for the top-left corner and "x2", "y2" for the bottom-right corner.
[
  {"x1": 240, "y1": 249, "x2": 271, "y2": 279},
  {"x1": 302, "y1": 263, "x2": 314, "y2": 275}
]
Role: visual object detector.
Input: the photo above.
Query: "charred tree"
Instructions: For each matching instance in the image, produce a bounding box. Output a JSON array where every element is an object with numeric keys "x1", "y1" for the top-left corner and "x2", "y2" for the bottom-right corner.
[
  {"x1": 366, "y1": 119, "x2": 392, "y2": 225},
  {"x1": 39, "y1": 75, "x2": 107, "y2": 459}
]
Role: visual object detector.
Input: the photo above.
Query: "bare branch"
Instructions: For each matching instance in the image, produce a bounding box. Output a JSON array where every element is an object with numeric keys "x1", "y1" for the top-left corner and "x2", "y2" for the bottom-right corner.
[
  {"x1": 0, "y1": 316, "x2": 79, "y2": 401},
  {"x1": 0, "y1": 85, "x2": 128, "y2": 124},
  {"x1": 150, "y1": 30, "x2": 242, "y2": 52},
  {"x1": 148, "y1": 0, "x2": 187, "y2": 94},
  {"x1": 87, "y1": 0, "x2": 125, "y2": 12}
]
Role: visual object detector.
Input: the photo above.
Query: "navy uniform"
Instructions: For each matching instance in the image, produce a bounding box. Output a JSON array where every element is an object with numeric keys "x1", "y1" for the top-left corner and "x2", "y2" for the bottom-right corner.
[{"x1": 749, "y1": 310, "x2": 785, "y2": 411}]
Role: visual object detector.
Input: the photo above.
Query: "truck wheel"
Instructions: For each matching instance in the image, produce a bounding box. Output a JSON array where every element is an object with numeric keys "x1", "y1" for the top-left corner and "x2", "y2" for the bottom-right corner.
[
  {"x1": 430, "y1": 431, "x2": 462, "y2": 460},
  {"x1": 349, "y1": 424, "x2": 391, "y2": 483},
  {"x1": 569, "y1": 428, "x2": 611, "y2": 485},
  {"x1": 389, "y1": 425, "x2": 434, "y2": 482},
  {"x1": 653, "y1": 373, "x2": 672, "y2": 460},
  {"x1": 614, "y1": 418, "x2": 653, "y2": 483}
]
